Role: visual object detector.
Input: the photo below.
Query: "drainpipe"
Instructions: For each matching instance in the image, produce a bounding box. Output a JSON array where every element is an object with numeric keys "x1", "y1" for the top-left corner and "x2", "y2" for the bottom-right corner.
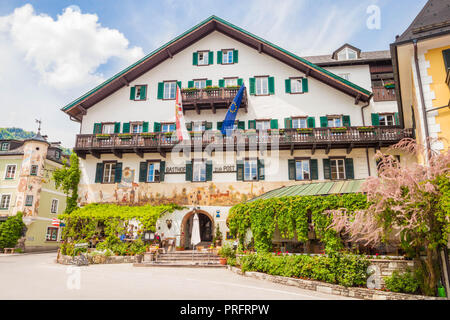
[
  {"x1": 360, "y1": 101, "x2": 370, "y2": 126},
  {"x1": 413, "y1": 40, "x2": 432, "y2": 161}
]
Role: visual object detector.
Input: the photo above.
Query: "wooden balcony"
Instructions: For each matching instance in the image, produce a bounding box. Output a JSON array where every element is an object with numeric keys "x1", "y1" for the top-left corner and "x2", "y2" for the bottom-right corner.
[
  {"x1": 74, "y1": 127, "x2": 413, "y2": 159},
  {"x1": 372, "y1": 86, "x2": 396, "y2": 102},
  {"x1": 181, "y1": 87, "x2": 248, "y2": 114}
]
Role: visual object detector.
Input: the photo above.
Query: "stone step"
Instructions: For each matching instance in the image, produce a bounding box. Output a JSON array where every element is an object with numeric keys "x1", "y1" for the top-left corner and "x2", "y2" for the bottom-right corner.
[{"x1": 134, "y1": 262, "x2": 226, "y2": 268}]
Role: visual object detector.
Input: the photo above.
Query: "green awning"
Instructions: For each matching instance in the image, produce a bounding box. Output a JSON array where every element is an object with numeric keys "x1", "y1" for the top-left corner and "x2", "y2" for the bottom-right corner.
[{"x1": 249, "y1": 179, "x2": 365, "y2": 201}]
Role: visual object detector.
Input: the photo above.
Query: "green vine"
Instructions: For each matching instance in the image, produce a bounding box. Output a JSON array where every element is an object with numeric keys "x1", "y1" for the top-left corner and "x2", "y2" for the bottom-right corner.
[{"x1": 53, "y1": 153, "x2": 81, "y2": 214}]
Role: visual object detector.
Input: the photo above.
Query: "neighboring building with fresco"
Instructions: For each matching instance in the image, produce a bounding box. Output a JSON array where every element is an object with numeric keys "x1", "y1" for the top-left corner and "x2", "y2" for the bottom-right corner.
[
  {"x1": 0, "y1": 133, "x2": 68, "y2": 252},
  {"x1": 61, "y1": 16, "x2": 412, "y2": 249},
  {"x1": 391, "y1": 0, "x2": 450, "y2": 160}
]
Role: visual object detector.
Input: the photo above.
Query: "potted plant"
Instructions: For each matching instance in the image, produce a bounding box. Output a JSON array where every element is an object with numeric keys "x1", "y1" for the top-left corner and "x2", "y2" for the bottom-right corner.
[
  {"x1": 95, "y1": 134, "x2": 111, "y2": 140},
  {"x1": 140, "y1": 132, "x2": 156, "y2": 139},
  {"x1": 330, "y1": 127, "x2": 348, "y2": 133},
  {"x1": 214, "y1": 226, "x2": 223, "y2": 247},
  {"x1": 218, "y1": 242, "x2": 235, "y2": 265},
  {"x1": 356, "y1": 126, "x2": 375, "y2": 132},
  {"x1": 118, "y1": 133, "x2": 132, "y2": 140},
  {"x1": 176, "y1": 246, "x2": 185, "y2": 251}
]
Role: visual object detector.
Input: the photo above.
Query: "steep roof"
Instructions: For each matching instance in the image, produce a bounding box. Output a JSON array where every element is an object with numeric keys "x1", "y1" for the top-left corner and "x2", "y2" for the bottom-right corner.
[
  {"x1": 61, "y1": 16, "x2": 372, "y2": 121},
  {"x1": 395, "y1": 0, "x2": 450, "y2": 44}
]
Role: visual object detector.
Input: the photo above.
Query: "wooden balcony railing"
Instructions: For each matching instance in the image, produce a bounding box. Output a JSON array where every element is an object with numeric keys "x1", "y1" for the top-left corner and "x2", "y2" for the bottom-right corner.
[
  {"x1": 74, "y1": 127, "x2": 413, "y2": 158},
  {"x1": 372, "y1": 86, "x2": 396, "y2": 102},
  {"x1": 180, "y1": 87, "x2": 248, "y2": 113}
]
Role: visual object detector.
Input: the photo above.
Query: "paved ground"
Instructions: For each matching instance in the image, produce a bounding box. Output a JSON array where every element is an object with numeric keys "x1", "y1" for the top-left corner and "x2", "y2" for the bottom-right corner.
[{"x1": 0, "y1": 253, "x2": 356, "y2": 300}]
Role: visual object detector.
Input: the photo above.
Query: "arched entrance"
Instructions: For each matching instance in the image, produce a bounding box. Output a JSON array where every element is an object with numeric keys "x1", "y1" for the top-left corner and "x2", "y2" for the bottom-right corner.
[{"x1": 180, "y1": 210, "x2": 214, "y2": 249}]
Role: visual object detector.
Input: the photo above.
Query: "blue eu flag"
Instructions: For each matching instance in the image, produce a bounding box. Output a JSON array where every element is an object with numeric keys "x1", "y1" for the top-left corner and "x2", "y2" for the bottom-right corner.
[{"x1": 221, "y1": 84, "x2": 245, "y2": 136}]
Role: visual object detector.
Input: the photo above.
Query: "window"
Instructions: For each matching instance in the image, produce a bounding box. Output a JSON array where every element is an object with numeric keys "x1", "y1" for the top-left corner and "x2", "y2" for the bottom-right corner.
[
  {"x1": 327, "y1": 117, "x2": 342, "y2": 127},
  {"x1": 103, "y1": 162, "x2": 116, "y2": 183},
  {"x1": 1, "y1": 142, "x2": 9, "y2": 151},
  {"x1": 256, "y1": 120, "x2": 270, "y2": 130},
  {"x1": 379, "y1": 114, "x2": 395, "y2": 126},
  {"x1": 147, "y1": 162, "x2": 161, "y2": 183},
  {"x1": 131, "y1": 123, "x2": 143, "y2": 133},
  {"x1": 222, "y1": 50, "x2": 234, "y2": 64},
  {"x1": 5, "y1": 165, "x2": 16, "y2": 179},
  {"x1": 338, "y1": 73, "x2": 350, "y2": 81},
  {"x1": 102, "y1": 123, "x2": 115, "y2": 134},
  {"x1": 255, "y1": 77, "x2": 269, "y2": 95},
  {"x1": 51, "y1": 199, "x2": 58, "y2": 214},
  {"x1": 46, "y1": 227, "x2": 58, "y2": 241},
  {"x1": 194, "y1": 79, "x2": 207, "y2": 89},
  {"x1": 244, "y1": 159, "x2": 258, "y2": 181},
  {"x1": 295, "y1": 159, "x2": 310, "y2": 180},
  {"x1": 25, "y1": 195, "x2": 33, "y2": 206},
  {"x1": 0, "y1": 195, "x2": 11, "y2": 209},
  {"x1": 224, "y1": 78, "x2": 238, "y2": 87},
  {"x1": 134, "y1": 85, "x2": 146, "y2": 100},
  {"x1": 55, "y1": 150, "x2": 61, "y2": 160},
  {"x1": 30, "y1": 165, "x2": 38, "y2": 176},
  {"x1": 161, "y1": 123, "x2": 176, "y2": 133},
  {"x1": 337, "y1": 47, "x2": 357, "y2": 60},
  {"x1": 163, "y1": 81, "x2": 177, "y2": 100},
  {"x1": 292, "y1": 118, "x2": 307, "y2": 129},
  {"x1": 192, "y1": 160, "x2": 206, "y2": 182},
  {"x1": 193, "y1": 122, "x2": 205, "y2": 132},
  {"x1": 290, "y1": 78, "x2": 303, "y2": 93},
  {"x1": 330, "y1": 159, "x2": 346, "y2": 180},
  {"x1": 197, "y1": 51, "x2": 209, "y2": 65}
]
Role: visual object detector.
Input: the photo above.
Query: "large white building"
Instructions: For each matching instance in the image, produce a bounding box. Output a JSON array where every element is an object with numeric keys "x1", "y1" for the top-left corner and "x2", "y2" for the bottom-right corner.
[{"x1": 62, "y1": 16, "x2": 412, "y2": 249}]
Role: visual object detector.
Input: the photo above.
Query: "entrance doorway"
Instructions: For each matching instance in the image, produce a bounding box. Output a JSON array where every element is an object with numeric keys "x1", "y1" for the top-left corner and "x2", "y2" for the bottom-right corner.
[{"x1": 181, "y1": 211, "x2": 213, "y2": 249}]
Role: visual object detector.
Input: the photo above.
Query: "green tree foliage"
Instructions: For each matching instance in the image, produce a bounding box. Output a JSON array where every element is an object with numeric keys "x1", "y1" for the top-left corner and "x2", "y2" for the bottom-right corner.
[
  {"x1": 0, "y1": 212, "x2": 26, "y2": 249},
  {"x1": 227, "y1": 194, "x2": 368, "y2": 253},
  {"x1": 0, "y1": 127, "x2": 35, "y2": 140},
  {"x1": 53, "y1": 153, "x2": 81, "y2": 214},
  {"x1": 384, "y1": 270, "x2": 421, "y2": 294}
]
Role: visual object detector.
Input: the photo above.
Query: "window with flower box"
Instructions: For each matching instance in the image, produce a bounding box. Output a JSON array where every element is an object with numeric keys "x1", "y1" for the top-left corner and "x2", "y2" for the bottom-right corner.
[{"x1": 4, "y1": 165, "x2": 16, "y2": 179}]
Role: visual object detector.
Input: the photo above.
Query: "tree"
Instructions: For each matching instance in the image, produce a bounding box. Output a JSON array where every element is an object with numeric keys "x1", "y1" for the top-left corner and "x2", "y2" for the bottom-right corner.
[
  {"x1": 0, "y1": 212, "x2": 26, "y2": 249},
  {"x1": 329, "y1": 138, "x2": 450, "y2": 296},
  {"x1": 53, "y1": 153, "x2": 81, "y2": 214}
]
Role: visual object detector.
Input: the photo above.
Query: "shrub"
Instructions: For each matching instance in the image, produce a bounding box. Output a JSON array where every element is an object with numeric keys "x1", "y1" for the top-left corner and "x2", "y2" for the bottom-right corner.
[
  {"x1": 218, "y1": 241, "x2": 235, "y2": 259},
  {"x1": 384, "y1": 270, "x2": 420, "y2": 294},
  {"x1": 0, "y1": 212, "x2": 26, "y2": 249}
]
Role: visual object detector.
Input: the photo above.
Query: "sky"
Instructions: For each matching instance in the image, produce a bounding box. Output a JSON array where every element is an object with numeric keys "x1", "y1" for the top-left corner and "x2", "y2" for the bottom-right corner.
[{"x1": 0, "y1": 0, "x2": 428, "y2": 148}]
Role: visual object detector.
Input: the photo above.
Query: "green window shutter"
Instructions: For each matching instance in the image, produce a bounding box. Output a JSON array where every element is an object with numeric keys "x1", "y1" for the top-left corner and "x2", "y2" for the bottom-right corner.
[
  {"x1": 139, "y1": 162, "x2": 147, "y2": 182},
  {"x1": 217, "y1": 51, "x2": 222, "y2": 64},
  {"x1": 288, "y1": 159, "x2": 296, "y2": 180},
  {"x1": 208, "y1": 51, "x2": 214, "y2": 65},
  {"x1": 114, "y1": 122, "x2": 121, "y2": 133},
  {"x1": 237, "y1": 78, "x2": 243, "y2": 86},
  {"x1": 345, "y1": 158, "x2": 354, "y2": 179},
  {"x1": 307, "y1": 117, "x2": 315, "y2": 128},
  {"x1": 114, "y1": 163, "x2": 122, "y2": 183},
  {"x1": 95, "y1": 163, "x2": 104, "y2": 183},
  {"x1": 153, "y1": 122, "x2": 161, "y2": 132},
  {"x1": 206, "y1": 161, "x2": 213, "y2": 181},
  {"x1": 285, "y1": 79, "x2": 291, "y2": 93},
  {"x1": 177, "y1": 81, "x2": 182, "y2": 89},
  {"x1": 310, "y1": 159, "x2": 318, "y2": 180},
  {"x1": 188, "y1": 80, "x2": 194, "y2": 88},
  {"x1": 130, "y1": 86, "x2": 136, "y2": 100},
  {"x1": 248, "y1": 120, "x2": 256, "y2": 129},
  {"x1": 206, "y1": 80, "x2": 212, "y2": 87},
  {"x1": 193, "y1": 52, "x2": 198, "y2": 66},
  {"x1": 270, "y1": 119, "x2": 278, "y2": 129},
  {"x1": 302, "y1": 78, "x2": 309, "y2": 93},
  {"x1": 236, "y1": 160, "x2": 244, "y2": 181},
  {"x1": 238, "y1": 121, "x2": 245, "y2": 130},
  {"x1": 159, "y1": 161, "x2": 166, "y2": 182},
  {"x1": 233, "y1": 50, "x2": 239, "y2": 63},
  {"x1": 249, "y1": 78, "x2": 256, "y2": 95},
  {"x1": 205, "y1": 122, "x2": 213, "y2": 130},
  {"x1": 122, "y1": 122, "x2": 130, "y2": 133},
  {"x1": 371, "y1": 113, "x2": 380, "y2": 126},
  {"x1": 140, "y1": 86, "x2": 147, "y2": 100},
  {"x1": 258, "y1": 159, "x2": 265, "y2": 180},
  {"x1": 93, "y1": 123, "x2": 102, "y2": 134},
  {"x1": 284, "y1": 118, "x2": 292, "y2": 129},
  {"x1": 185, "y1": 161, "x2": 193, "y2": 182},
  {"x1": 268, "y1": 77, "x2": 275, "y2": 94},
  {"x1": 320, "y1": 116, "x2": 328, "y2": 128},
  {"x1": 217, "y1": 122, "x2": 223, "y2": 130},
  {"x1": 218, "y1": 79, "x2": 225, "y2": 88},
  {"x1": 143, "y1": 122, "x2": 149, "y2": 133},
  {"x1": 342, "y1": 115, "x2": 351, "y2": 127},
  {"x1": 323, "y1": 159, "x2": 331, "y2": 180},
  {"x1": 157, "y1": 82, "x2": 164, "y2": 99},
  {"x1": 394, "y1": 112, "x2": 399, "y2": 125},
  {"x1": 186, "y1": 122, "x2": 192, "y2": 131}
]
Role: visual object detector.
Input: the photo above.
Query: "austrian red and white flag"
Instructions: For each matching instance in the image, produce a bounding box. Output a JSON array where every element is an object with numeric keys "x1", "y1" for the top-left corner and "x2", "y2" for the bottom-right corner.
[
  {"x1": 175, "y1": 84, "x2": 190, "y2": 141},
  {"x1": 52, "y1": 218, "x2": 60, "y2": 227}
]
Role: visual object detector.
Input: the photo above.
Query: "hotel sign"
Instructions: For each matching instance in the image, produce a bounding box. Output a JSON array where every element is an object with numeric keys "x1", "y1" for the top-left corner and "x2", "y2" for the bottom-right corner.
[{"x1": 165, "y1": 165, "x2": 236, "y2": 174}]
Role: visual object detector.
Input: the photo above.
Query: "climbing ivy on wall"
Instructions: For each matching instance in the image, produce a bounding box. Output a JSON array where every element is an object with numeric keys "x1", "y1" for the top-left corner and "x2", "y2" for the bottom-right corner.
[{"x1": 227, "y1": 194, "x2": 368, "y2": 253}]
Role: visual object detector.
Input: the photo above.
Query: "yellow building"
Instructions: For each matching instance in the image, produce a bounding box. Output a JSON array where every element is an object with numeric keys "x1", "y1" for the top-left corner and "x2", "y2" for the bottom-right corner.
[{"x1": 391, "y1": 0, "x2": 450, "y2": 161}]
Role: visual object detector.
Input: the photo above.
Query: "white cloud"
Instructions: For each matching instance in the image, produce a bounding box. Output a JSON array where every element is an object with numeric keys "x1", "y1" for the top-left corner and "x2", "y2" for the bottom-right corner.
[{"x1": 0, "y1": 4, "x2": 144, "y2": 91}]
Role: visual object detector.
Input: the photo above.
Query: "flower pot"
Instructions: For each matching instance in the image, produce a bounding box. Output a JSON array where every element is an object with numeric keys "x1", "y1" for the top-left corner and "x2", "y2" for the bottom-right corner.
[
  {"x1": 136, "y1": 254, "x2": 143, "y2": 263},
  {"x1": 176, "y1": 247, "x2": 185, "y2": 251},
  {"x1": 219, "y1": 257, "x2": 227, "y2": 265}
]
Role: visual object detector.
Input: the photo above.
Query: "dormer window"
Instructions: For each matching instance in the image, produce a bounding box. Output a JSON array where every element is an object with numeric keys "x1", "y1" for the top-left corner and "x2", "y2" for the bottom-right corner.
[
  {"x1": 337, "y1": 47, "x2": 357, "y2": 60},
  {"x1": 1, "y1": 142, "x2": 9, "y2": 151},
  {"x1": 55, "y1": 150, "x2": 61, "y2": 160}
]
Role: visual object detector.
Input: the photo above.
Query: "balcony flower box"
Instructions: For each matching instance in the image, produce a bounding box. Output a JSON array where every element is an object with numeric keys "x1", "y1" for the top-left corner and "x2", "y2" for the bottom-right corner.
[
  {"x1": 356, "y1": 126, "x2": 375, "y2": 132},
  {"x1": 296, "y1": 128, "x2": 313, "y2": 134},
  {"x1": 140, "y1": 133, "x2": 156, "y2": 139},
  {"x1": 95, "y1": 134, "x2": 111, "y2": 140},
  {"x1": 163, "y1": 132, "x2": 174, "y2": 136},
  {"x1": 244, "y1": 129, "x2": 257, "y2": 136},
  {"x1": 225, "y1": 85, "x2": 240, "y2": 89},
  {"x1": 204, "y1": 85, "x2": 220, "y2": 91},
  {"x1": 189, "y1": 131, "x2": 203, "y2": 136},
  {"x1": 384, "y1": 82, "x2": 395, "y2": 89},
  {"x1": 181, "y1": 87, "x2": 199, "y2": 93},
  {"x1": 118, "y1": 134, "x2": 132, "y2": 140},
  {"x1": 330, "y1": 127, "x2": 348, "y2": 133}
]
